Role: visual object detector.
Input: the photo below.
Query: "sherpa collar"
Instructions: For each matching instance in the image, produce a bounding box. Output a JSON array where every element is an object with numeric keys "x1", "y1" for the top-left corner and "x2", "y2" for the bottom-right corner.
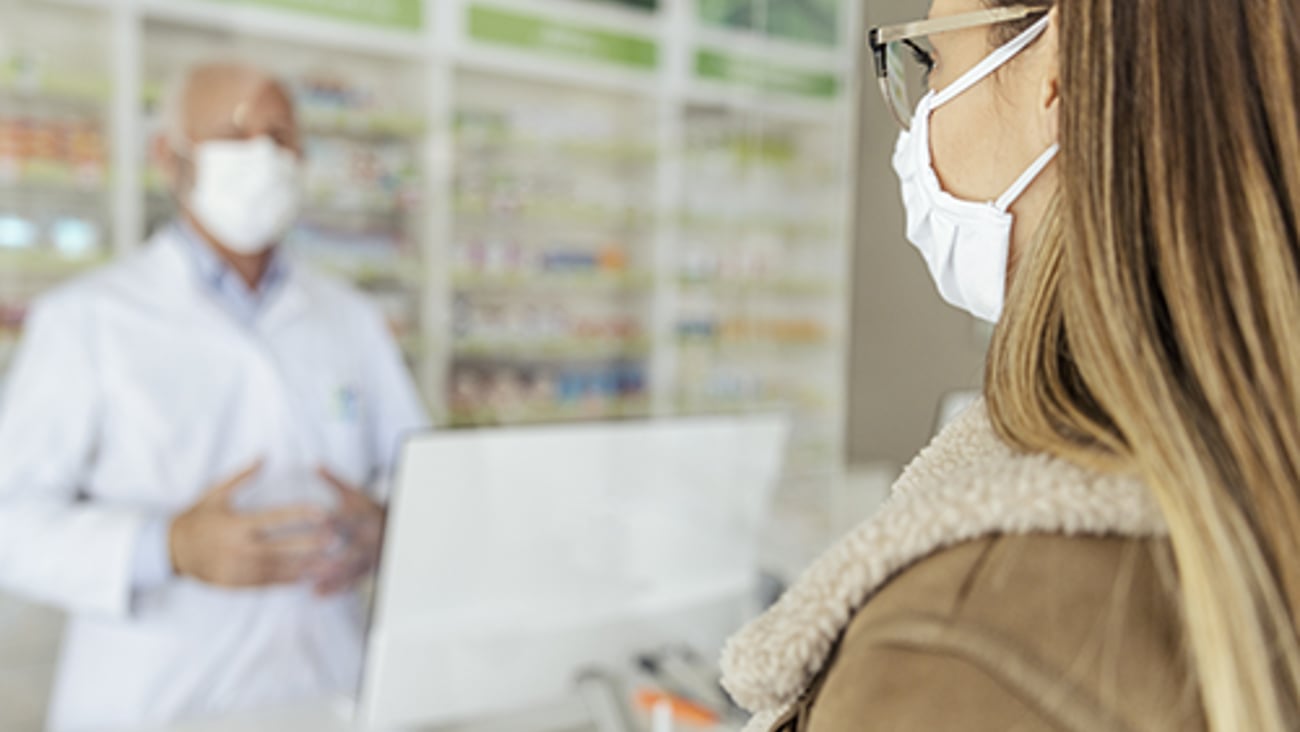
[{"x1": 720, "y1": 400, "x2": 1168, "y2": 732}]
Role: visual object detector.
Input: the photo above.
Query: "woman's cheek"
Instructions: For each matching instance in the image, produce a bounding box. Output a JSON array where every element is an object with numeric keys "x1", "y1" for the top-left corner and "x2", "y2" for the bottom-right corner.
[{"x1": 929, "y1": 97, "x2": 1003, "y2": 201}]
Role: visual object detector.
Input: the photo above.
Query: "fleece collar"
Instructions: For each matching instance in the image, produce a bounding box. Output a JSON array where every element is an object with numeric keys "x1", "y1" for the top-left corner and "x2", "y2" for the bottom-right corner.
[{"x1": 721, "y1": 401, "x2": 1168, "y2": 731}]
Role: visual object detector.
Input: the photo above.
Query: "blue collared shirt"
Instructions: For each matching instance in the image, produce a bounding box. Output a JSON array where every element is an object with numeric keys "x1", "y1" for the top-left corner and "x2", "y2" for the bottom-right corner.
[
  {"x1": 132, "y1": 221, "x2": 294, "y2": 592},
  {"x1": 173, "y1": 220, "x2": 290, "y2": 328}
]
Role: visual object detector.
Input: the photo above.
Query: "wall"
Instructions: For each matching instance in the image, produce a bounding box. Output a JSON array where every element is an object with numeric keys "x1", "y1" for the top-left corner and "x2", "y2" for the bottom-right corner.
[
  {"x1": 0, "y1": 595, "x2": 62, "y2": 732},
  {"x1": 845, "y1": 0, "x2": 990, "y2": 468}
]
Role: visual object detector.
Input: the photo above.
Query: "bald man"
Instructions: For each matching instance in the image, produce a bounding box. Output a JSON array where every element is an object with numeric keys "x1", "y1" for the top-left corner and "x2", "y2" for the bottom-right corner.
[{"x1": 0, "y1": 62, "x2": 428, "y2": 730}]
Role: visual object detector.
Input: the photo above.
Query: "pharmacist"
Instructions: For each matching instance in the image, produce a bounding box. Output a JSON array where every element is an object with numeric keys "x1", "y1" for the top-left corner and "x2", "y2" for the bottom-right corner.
[{"x1": 0, "y1": 61, "x2": 428, "y2": 730}]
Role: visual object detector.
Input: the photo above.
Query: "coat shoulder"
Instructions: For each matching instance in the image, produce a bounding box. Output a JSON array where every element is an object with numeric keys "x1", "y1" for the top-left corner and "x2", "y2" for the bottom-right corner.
[{"x1": 799, "y1": 534, "x2": 1206, "y2": 732}]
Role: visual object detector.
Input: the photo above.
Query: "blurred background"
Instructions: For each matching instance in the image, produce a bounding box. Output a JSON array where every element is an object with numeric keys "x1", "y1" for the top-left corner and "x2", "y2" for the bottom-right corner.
[{"x1": 0, "y1": 0, "x2": 987, "y2": 728}]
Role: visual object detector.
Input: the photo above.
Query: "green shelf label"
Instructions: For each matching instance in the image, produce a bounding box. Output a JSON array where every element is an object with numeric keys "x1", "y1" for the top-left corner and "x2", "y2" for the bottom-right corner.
[
  {"x1": 210, "y1": 0, "x2": 423, "y2": 30},
  {"x1": 695, "y1": 49, "x2": 839, "y2": 99},
  {"x1": 468, "y1": 4, "x2": 658, "y2": 71}
]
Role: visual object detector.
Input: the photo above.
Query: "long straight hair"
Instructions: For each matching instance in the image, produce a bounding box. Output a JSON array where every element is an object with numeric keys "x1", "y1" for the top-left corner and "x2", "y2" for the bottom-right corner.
[{"x1": 984, "y1": 0, "x2": 1300, "y2": 729}]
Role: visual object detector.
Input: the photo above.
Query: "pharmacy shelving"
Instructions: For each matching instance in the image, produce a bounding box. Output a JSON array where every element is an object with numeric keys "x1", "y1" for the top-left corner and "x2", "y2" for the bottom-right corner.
[
  {"x1": 674, "y1": 100, "x2": 852, "y2": 494},
  {"x1": 448, "y1": 64, "x2": 660, "y2": 426},
  {"x1": 4, "y1": 0, "x2": 861, "y2": 541},
  {"x1": 0, "y1": 0, "x2": 115, "y2": 390}
]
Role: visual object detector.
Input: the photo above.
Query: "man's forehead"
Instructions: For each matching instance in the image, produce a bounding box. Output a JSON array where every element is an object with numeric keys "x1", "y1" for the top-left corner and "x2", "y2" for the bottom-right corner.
[{"x1": 183, "y1": 68, "x2": 294, "y2": 129}]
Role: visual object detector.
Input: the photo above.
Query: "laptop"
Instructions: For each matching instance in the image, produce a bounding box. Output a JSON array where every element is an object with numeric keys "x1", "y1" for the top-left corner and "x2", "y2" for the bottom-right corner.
[{"x1": 356, "y1": 414, "x2": 790, "y2": 731}]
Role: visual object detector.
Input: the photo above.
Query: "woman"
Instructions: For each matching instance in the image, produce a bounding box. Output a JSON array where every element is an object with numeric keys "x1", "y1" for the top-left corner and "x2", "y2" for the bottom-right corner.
[{"x1": 721, "y1": 0, "x2": 1300, "y2": 730}]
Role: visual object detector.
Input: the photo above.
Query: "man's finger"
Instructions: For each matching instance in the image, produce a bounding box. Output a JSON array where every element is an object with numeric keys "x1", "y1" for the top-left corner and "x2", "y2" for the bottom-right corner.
[
  {"x1": 256, "y1": 530, "x2": 334, "y2": 559},
  {"x1": 205, "y1": 459, "x2": 265, "y2": 506},
  {"x1": 316, "y1": 467, "x2": 357, "y2": 496},
  {"x1": 312, "y1": 558, "x2": 366, "y2": 597},
  {"x1": 314, "y1": 575, "x2": 351, "y2": 597},
  {"x1": 246, "y1": 504, "x2": 328, "y2": 537},
  {"x1": 262, "y1": 555, "x2": 317, "y2": 585}
]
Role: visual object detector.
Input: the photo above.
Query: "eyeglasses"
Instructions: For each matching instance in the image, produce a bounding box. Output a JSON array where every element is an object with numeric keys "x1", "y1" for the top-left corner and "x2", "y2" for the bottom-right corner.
[{"x1": 867, "y1": 6, "x2": 1050, "y2": 130}]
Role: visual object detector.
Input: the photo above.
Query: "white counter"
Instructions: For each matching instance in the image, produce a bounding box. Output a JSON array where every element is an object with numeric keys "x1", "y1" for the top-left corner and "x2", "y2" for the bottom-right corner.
[{"x1": 159, "y1": 698, "x2": 597, "y2": 732}]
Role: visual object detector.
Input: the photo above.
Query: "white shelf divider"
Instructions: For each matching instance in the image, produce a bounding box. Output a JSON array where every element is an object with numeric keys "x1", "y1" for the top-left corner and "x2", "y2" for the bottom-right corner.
[
  {"x1": 110, "y1": 0, "x2": 144, "y2": 256},
  {"x1": 648, "y1": 0, "x2": 691, "y2": 416},
  {"x1": 421, "y1": 0, "x2": 461, "y2": 424}
]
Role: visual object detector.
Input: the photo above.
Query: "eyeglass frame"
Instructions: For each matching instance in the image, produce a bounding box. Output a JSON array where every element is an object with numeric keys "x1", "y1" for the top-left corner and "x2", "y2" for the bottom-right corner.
[{"x1": 867, "y1": 5, "x2": 1051, "y2": 129}]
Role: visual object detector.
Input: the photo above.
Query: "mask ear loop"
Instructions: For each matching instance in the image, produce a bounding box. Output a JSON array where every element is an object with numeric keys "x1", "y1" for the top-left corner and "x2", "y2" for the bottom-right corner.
[
  {"x1": 995, "y1": 143, "x2": 1059, "y2": 212},
  {"x1": 169, "y1": 140, "x2": 195, "y2": 161},
  {"x1": 923, "y1": 12, "x2": 1058, "y2": 212},
  {"x1": 931, "y1": 13, "x2": 1052, "y2": 109},
  {"x1": 160, "y1": 133, "x2": 196, "y2": 203}
]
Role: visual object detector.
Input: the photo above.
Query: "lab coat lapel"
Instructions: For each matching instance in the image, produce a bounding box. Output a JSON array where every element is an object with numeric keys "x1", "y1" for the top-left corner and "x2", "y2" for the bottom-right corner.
[
  {"x1": 258, "y1": 266, "x2": 311, "y2": 334},
  {"x1": 146, "y1": 228, "x2": 319, "y2": 459},
  {"x1": 145, "y1": 229, "x2": 309, "y2": 333},
  {"x1": 253, "y1": 268, "x2": 325, "y2": 462},
  {"x1": 142, "y1": 228, "x2": 258, "y2": 332},
  {"x1": 142, "y1": 229, "x2": 219, "y2": 318}
]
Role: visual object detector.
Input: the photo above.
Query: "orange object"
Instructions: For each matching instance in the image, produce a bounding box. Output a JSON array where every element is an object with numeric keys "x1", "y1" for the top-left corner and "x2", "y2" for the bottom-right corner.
[
  {"x1": 634, "y1": 688, "x2": 721, "y2": 727},
  {"x1": 597, "y1": 246, "x2": 628, "y2": 272}
]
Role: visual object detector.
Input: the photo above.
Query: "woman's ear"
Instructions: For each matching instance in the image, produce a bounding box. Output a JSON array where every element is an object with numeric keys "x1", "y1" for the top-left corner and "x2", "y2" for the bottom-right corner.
[{"x1": 1040, "y1": 7, "x2": 1062, "y2": 144}]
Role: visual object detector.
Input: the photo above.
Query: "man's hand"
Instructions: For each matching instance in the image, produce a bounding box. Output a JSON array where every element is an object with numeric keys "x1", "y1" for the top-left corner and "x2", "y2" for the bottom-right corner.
[
  {"x1": 169, "y1": 461, "x2": 333, "y2": 588},
  {"x1": 308, "y1": 468, "x2": 386, "y2": 597}
]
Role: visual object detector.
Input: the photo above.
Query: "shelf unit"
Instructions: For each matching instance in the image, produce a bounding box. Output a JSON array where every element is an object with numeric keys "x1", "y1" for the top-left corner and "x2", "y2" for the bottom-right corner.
[
  {"x1": 0, "y1": 0, "x2": 115, "y2": 400},
  {"x1": 2, "y1": 0, "x2": 861, "y2": 535}
]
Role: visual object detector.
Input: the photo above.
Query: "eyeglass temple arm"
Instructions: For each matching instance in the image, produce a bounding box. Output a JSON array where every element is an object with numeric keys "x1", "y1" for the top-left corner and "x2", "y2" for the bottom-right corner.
[{"x1": 872, "y1": 5, "x2": 1048, "y2": 45}]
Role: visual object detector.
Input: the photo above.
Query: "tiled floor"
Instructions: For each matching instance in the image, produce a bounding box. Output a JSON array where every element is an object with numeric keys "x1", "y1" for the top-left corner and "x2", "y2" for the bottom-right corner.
[{"x1": 0, "y1": 594, "x2": 63, "y2": 732}]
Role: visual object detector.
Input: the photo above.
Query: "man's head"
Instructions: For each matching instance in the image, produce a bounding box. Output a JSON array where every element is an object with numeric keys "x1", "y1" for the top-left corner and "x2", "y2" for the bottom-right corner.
[{"x1": 154, "y1": 61, "x2": 303, "y2": 261}]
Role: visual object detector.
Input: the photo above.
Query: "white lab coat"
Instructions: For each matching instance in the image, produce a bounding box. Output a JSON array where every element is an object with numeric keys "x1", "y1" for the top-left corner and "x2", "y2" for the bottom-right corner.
[{"x1": 0, "y1": 228, "x2": 429, "y2": 731}]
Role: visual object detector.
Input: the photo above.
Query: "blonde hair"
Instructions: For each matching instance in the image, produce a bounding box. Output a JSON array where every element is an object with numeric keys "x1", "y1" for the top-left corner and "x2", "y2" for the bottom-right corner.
[{"x1": 985, "y1": 0, "x2": 1300, "y2": 729}]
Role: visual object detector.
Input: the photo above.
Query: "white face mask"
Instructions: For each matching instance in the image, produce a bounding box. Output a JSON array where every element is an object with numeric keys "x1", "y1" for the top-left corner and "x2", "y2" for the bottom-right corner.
[
  {"x1": 186, "y1": 135, "x2": 302, "y2": 256},
  {"x1": 891, "y1": 15, "x2": 1058, "y2": 323}
]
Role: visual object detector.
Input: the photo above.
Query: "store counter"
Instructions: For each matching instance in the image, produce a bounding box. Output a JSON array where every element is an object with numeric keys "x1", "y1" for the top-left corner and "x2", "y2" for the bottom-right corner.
[{"x1": 158, "y1": 697, "x2": 595, "y2": 732}]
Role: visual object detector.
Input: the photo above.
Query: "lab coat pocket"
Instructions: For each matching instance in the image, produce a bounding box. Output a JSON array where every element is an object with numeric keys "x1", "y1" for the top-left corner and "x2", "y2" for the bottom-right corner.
[{"x1": 319, "y1": 382, "x2": 371, "y2": 481}]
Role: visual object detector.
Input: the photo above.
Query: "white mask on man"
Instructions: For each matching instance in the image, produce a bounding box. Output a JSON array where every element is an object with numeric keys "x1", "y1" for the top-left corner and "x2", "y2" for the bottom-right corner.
[
  {"x1": 187, "y1": 135, "x2": 302, "y2": 255},
  {"x1": 891, "y1": 15, "x2": 1058, "y2": 323}
]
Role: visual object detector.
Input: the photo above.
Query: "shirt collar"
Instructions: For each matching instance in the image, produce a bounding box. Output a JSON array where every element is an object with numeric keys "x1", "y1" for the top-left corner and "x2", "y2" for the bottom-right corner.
[{"x1": 172, "y1": 218, "x2": 290, "y2": 300}]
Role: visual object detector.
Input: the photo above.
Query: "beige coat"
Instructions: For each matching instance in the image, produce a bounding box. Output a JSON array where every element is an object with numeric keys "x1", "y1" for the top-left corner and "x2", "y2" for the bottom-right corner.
[{"x1": 721, "y1": 402, "x2": 1207, "y2": 731}]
